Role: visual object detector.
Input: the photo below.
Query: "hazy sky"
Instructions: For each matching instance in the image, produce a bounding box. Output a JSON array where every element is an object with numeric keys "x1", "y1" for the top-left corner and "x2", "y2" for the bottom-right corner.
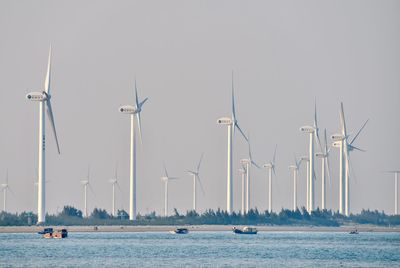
[{"x1": 0, "y1": 1, "x2": 399, "y2": 216}]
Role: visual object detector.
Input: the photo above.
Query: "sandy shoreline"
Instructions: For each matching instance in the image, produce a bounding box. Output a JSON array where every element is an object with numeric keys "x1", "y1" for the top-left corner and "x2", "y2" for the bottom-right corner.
[{"x1": 0, "y1": 225, "x2": 399, "y2": 233}]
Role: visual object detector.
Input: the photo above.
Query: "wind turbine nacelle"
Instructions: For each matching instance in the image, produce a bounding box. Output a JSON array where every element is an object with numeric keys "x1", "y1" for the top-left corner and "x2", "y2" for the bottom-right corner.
[
  {"x1": 331, "y1": 134, "x2": 344, "y2": 141},
  {"x1": 26, "y1": 92, "x2": 47, "y2": 101},
  {"x1": 263, "y1": 163, "x2": 272, "y2": 168},
  {"x1": 332, "y1": 141, "x2": 341, "y2": 148},
  {"x1": 315, "y1": 152, "x2": 325, "y2": 158},
  {"x1": 217, "y1": 117, "x2": 232, "y2": 125},
  {"x1": 240, "y1": 159, "x2": 250, "y2": 164},
  {"x1": 299, "y1": 126, "x2": 315, "y2": 133},
  {"x1": 289, "y1": 165, "x2": 298, "y2": 170},
  {"x1": 119, "y1": 105, "x2": 137, "y2": 114}
]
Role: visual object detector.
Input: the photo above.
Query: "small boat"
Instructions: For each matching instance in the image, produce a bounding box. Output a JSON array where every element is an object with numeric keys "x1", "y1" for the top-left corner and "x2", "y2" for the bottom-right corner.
[
  {"x1": 170, "y1": 228, "x2": 189, "y2": 234},
  {"x1": 233, "y1": 226, "x2": 258, "y2": 234},
  {"x1": 38, "y1": 227, "x2": 53, "y2": 235},
  {"x1": 53, "y1": 229, "x2": 68, "y2": 239},
  {"x1": 349, "y1": 229, "x2": 359, "y2": 235}
]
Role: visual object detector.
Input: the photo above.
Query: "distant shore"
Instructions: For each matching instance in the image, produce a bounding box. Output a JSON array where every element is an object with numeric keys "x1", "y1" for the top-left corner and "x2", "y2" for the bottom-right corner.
[{"x1": 0, "y1": 225, "x2": 399, "y2": 234}]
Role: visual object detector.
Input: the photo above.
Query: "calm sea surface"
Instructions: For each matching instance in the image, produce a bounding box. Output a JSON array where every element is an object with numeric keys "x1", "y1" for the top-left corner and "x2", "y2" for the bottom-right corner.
[{"x1": 0, "y1": 231, "x2": 399, "y2": 267}]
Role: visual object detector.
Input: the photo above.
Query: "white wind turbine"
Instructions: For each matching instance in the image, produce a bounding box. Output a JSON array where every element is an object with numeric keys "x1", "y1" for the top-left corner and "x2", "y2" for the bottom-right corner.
[
  {"x1": 315, "y1": 129, "x2": 331, "y2": 210},
  {"x1": 331, "y1": 102, "x2": 368, "y2": 216},
  {"x1": 289, "y1": 156, "x2": 302, "y2": 211},
  {"x1": 385, "y1": 171, "x2": 399, "y2": 215},
  {"x1": 81, "y1": 166, "x2": 94, "y2": 218},
  {"x1": 187, "y1": 154, "x2": 205, "y2": 212},
  {"x1": 240, "y1": 136, "x2": 260, "y2": 213},
  {"x1": 263, "y1": 145, "x2": 277, "y2": 213},
  {"x1": 238, "y1": 167, "x2": 246, "y2": 214},
  {"x1": 161, "y1": 163, "x2": 179, "y2": 217},
  {"x1": 1, "y1": 171, "x2": 13, "y2": 212},
  {"x1": 119, "y1": 79, "x2": 148, "y2": 221},
  {"x1": 109, "y1": 164, "x2": 121, "y2": 217},
  {"x1": 299, "y1": 101, "x2": 321, "y2": 213},
  {"x1": 217, "y1": 73, "x2": 248, "y2": 213},
  {"x1": 300, "y1": 156, "x2": 310, "y2": 211},
  {"x1": 26, "y1": 46, "x2": 61, "y2": 224}
]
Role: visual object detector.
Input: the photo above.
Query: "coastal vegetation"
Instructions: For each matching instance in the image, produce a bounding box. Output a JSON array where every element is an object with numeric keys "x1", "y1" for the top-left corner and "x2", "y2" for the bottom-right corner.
[{"x1": 1, "y1": 206, "x2": 399, "y2": 227}]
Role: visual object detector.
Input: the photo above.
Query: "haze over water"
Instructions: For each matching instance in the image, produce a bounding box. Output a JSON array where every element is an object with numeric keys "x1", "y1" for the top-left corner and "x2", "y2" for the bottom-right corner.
[{"x1": 1, "y1": 232, "x2": 399, "y2": 267}]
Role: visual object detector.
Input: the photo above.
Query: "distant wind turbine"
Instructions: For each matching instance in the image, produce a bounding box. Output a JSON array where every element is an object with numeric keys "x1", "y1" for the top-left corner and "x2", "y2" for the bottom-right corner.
[
  {"x1": 1, "y1": 170, "x2": 13, "y2": 212},
  {"x1": 315, "y1": 129, "x2": 331, "y2": 210},
  {"x1": 109, "y1": 164, "x2": 121, "y2": 217},
  {"x1": 289, "y1": 156, "x2": 302, "y2": 211},
  {"x1": 385, "y1": 171, "x2": 399, "y2": 215},
  {"x1": 238, "y1": 167, "x2": 246, "y2": 214},
  {"x1": 263, "y1": 145, "x2": 277, "y2": 213},
  {"x1": 161, "y1": 163, "x2": 179, "y2": 217},
  {"x1": 119, "y1": 79, "x2": 148, "y2": 221},
  {"x1": 26, "y1": 46, "x2": 61, "y2": 224},
  {"x1": 187, "y1": 154, "x2": 205, "y2": 212},
  {"x1": 217, "y1": 72, "x2": 248, "y2": 213},
  {"x1": 81, "y1": 166, "x2": 94, "y2": 218},
  {"x1": 300, "y1": 156, "x2": 310, "y2": 210},
  {"x1": 331, "y1": 102, "x2": 368, "y2": 216},
  {"x1": 241, "y1": 136, "x2": 260, "y2": 213},
  {"x1": 299, "y1": 101, "x2": 321, "y2": 213}
]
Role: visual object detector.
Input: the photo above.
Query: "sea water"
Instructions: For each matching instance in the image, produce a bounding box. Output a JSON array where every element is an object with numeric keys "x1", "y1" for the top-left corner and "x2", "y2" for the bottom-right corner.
[{"x1": 0, "y1": 231, "x2": 399, "y2": 267}]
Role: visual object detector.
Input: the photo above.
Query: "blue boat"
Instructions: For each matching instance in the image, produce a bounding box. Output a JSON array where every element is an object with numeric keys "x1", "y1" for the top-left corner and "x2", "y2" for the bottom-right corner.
[{"x1": 233, "y1": 226, "x2": 258, "y2": 234}]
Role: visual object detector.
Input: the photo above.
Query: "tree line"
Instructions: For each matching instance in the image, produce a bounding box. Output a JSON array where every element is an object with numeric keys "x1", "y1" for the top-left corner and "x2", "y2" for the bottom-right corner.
[{"x1": 1, "y1": 206, "x2": 399, "y2": 226}]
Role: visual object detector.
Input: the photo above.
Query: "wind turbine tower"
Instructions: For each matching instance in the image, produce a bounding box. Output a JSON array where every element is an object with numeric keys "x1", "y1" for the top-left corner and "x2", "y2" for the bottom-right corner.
[
  {"x1": 217, "y1": 73, "x2": 247, "y2": 213},
  {"x1": 299, "y1": 101, "x2": 321, "y2": 213},
  {"x1": 263, "y1": 145, "x2": 277, "y2": 213},
  {"x1": 300, "y1": 156, "x2": 310, "y2": 211},
  {"x1": 119, "y1": 79, "x2": 148, "y2": 221},
  {"x1": 1, "y1": 171, "x2": 11, "y2": 212},
  {"x1": 386, "y1": 171, "x2": 399, "y2": 215},
  {"x1": 81, "y1": 166, "x2": 93, "y2": 218},
  {"x1": 109, "y1": 165, "x2": 120, "y2": 217},
  {"x1": 187, "y1": 154, "x2": 205, "y2": 212},
  {"x1": 238, "y1": 167, "x2": 246, "y2": 214},
  {"x1": 26, "y1": 46, "x2": 61, "y2": 224}
]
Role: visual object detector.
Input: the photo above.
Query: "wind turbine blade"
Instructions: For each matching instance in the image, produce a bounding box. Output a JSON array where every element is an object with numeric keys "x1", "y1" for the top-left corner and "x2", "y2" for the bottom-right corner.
[
  {"x1": 134, "y1": 79, "x2": 139, "y2": 107},
  {"x1": 197, "y1": 175, "x2": 206, "y2": 195},
  {"x1": 163, "y1": 162, "x2": 169, "y2": 178},
  {"x1": 89, "y1": 184, "x2": 96, "y2": 196},
  {"x1": 272, "y1": 165, "x2": 276, "y2": 176},
  {"x1": 235, "y1": 123, "x2": 248, "y2": 141},
  {"x1": 252, "y1": 160, "x2": 261, "y2": 169},
  {"x1": 340, "y1": 102, "x2": 348, "y2": 136},
  {"x1": 350, "y1": 119, "x2": 369, "y2": 145},
  {"x1": 45, "y1": 45, "x2": 51, "y2": 94},
  {"x1": 115, "y1": 162, "x2": 118, "y2": 180},
  {"x1": 324, "y1": 129, "x2": 328, "y2": 154},
  {"x1": 169, "y1": 177, "x2": 180, "y2": 180},
  {"x1": 46, "y1": 100, "x2": 60, "y2": 154},
  {"x1": 247, "y1": 134, "x2": 252, "y2": 160},
  {"x1": 348, "y1": 145, "x2": 366, "y2": 152},
  {"x1": 197, "y1": 153, "x2": 204, "y2": 173},
  {"x1": 272, "y1": 144, "x2": 277, "y2": 165},
  {"x1": 139, "y1": 97, "x2": 148, "y2": 108},
  {"x1": 231, "y1": 71, "x2": 236, "y2": 122},
  {"x1": 326, "y1": 156, "x2": 332, "y2": 187},
  {"x1": 136, "y1": 112, "x2": 143, "y2": 144},
  {"x1": 313, "y1": 100, "x2": 322, "y2": 151}
]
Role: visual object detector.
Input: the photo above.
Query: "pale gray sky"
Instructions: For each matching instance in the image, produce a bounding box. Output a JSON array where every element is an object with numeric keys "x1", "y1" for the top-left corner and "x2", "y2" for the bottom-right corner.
[{"x1": 0, "y1": 0, "x2": 399, "y2": 216}]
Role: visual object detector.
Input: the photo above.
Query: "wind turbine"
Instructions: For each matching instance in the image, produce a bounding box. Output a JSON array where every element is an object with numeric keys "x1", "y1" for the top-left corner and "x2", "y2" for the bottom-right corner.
[
  {"x1": 289, "y1": 156, "x2": 302, "y2": 211},
  {"x1": 300, "y1": 156, "x2": 310, "y2": 211},
  {"x1": 331, "y1": 102, "x2": 368, "y2": 216},
  {"x1": 1, "y1": 170, "x2": 12, "y2": 212},
  {"x1": 119, "y1": 79, "x2": 148, "y2": 221},
  {"x1": 109, "y1": 164, "x2": 121, "y2": 217},
  {"x1": 385, "y1": 171, "x2": 399, "y2": 215},
  {"x1": 217, "y1": 72, "x2": 248, "y2": 213},
  {"x1": 187, "y1": 154, "x2": 205, "y2": 212},
  {"x1": 26, "y1": 46, "x2": 61, "y2": 224},
  {"x1": 238, "y1": 167, "x2": 246, "y2": 214},
  {"x1": 81, "y1": 166, "x2": 94, "y2": 218},
  {"x1": 263, "y1": 145, "x2": 277, "y2": 213},
  {"x1": 161, "y1": 163, "x2": 179, "y2": 217},
  {"x1": 299, "y1": 101, "x2": 321, "y2": 213},
  {"x1": 315, "y1": 129, "x2": 331, "y2": 210},
  {"x1": 240, "y1": 136, "x2": 260, "y2": 213}
]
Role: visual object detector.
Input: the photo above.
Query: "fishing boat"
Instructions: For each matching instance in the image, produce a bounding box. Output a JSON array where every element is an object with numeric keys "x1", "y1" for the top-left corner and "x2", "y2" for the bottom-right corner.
[
  {"x1": 37, "y1": 227, "x2": 53, "y2": 235},
  {"x1": 170, "y1": 228, "x2": 189, "y2": 234},
  {"x1": 349, "y1": 229, "x2": 359, "y2": 235},
  {"x1": 233, "y1": 226, "x2": 258, "y2": 234},
  {"x1": 40, "y1": 228, "x2": 68, "y2": 238}
]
